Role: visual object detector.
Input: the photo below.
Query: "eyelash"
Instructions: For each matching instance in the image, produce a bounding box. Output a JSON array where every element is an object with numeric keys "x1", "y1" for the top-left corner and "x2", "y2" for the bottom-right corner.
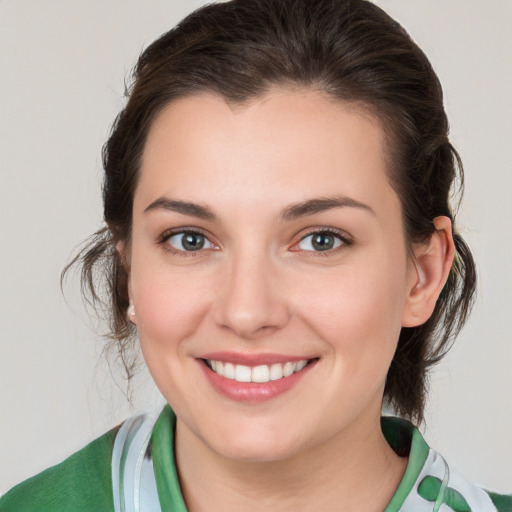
[
  {"x1": 158, "y1": 228, "x2": 214, "y2": 257},
  {"x1": 157, "y1": 227, "x2": 352, "y2": 257},
  {"x1": 293, "y1": 228, "x2": 352, "y2": 256}
]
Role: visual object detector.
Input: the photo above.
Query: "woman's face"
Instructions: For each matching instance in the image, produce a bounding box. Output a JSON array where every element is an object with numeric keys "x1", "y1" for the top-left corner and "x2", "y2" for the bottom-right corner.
[{"x1": 128, "y1": 88, "x2": 419, "y2": 461}]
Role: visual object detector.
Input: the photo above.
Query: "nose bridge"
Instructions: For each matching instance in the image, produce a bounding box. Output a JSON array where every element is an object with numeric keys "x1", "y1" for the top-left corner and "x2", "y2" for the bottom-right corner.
[{"x1": 214, "y1": 243, "x2": 289, "y2": 338}]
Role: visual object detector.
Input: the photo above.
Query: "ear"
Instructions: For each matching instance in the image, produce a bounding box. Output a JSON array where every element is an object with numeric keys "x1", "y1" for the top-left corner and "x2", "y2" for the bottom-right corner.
[
  {"x1": 116, "y1": 241, "x2": 136, "y2": 325},
  {"x1": 401, "y1": 216, "x2": 455, "y2": 327}
]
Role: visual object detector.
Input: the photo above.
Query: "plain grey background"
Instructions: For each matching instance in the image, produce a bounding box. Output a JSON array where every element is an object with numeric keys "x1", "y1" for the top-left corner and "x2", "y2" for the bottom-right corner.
[{"x1": 1, "y1": 0, "x2": 511, "y2": 493}]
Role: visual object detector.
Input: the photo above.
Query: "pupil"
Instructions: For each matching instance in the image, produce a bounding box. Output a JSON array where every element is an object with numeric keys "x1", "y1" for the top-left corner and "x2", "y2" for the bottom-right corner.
[
  {"x1": 312, "y1": 233, "x2": 334, "y2": 251},
  {"x1": 183, "y1": 233, "x2": 204, "y2": 251}
]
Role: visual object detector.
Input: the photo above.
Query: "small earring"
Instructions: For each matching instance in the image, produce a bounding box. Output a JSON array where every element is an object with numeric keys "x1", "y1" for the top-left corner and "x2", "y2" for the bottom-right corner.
[{"x1": 127, "y1": 304, "x2": 136, "y2": 320}]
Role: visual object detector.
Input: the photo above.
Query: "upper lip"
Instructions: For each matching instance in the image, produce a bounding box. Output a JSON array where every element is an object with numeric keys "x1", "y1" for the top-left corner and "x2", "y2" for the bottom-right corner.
[{"x1": 199, "y1": 352, "x2": 317, "y2": 366}]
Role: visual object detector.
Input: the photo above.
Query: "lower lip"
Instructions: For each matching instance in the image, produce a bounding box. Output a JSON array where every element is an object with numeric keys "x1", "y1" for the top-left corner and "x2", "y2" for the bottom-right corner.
[{"x1": 198, "y1": 360, "x2": 317, "y2": 403}]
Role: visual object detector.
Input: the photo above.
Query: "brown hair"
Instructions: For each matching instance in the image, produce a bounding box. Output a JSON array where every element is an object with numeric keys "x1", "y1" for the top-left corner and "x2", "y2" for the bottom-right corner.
[{"x1": 64, "y1": 0, "x2": 476, "y2": 423}]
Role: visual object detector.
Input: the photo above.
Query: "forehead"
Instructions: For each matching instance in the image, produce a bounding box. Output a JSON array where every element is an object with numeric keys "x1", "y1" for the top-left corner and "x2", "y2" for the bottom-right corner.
[{"x1": 136, "y1": 88, "x2": 399, "y2": 219}]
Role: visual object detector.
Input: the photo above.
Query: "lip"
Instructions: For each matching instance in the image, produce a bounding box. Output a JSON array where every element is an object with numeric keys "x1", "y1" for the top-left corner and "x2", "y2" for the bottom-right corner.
[{"x1": 197, "y1": 354, "x2": 318, "y2": 403}]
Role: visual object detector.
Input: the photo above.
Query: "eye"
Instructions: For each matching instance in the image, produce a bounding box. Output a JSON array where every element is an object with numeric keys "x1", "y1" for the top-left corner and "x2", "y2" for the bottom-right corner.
[
  {"x1": 166, "y1": 230, "x2": 215, "y2": 252},
  {"x1": 296, "y1": 230, "x2": 346, "y2": 252}
]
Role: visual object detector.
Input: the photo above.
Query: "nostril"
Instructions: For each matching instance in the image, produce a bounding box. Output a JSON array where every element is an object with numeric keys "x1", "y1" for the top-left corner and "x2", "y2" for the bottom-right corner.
[{"x1": 219, "y1": 322, "x2": 281, "y2": 340}]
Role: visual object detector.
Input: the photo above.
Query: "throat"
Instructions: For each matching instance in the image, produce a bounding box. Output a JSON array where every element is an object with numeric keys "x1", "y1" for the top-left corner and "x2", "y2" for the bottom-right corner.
[{"x1": 175, "y1": 417, "x2": 408, "y2": 512}]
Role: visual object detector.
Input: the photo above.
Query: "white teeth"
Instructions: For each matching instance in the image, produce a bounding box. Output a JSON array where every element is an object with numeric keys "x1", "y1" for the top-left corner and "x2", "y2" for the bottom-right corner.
[
  {"x1": 207, "y1": 359, "x2": 310, "y2": 383},
  {"x1": 252, "y1": 365, "x2": 270, "y2": 383},
  {"x1": 224, "y1": 362, "x2": 235, "y2": 379},
  {"x1": 283, "y1": 362, "x2": 295, "y2": 377},
  {"x1": 235, "y1": 364, "x2": 252, "y2": 382},
  {"x1": 269, "y1": 363, "x2": 283, "y2": 381},
  {"x1": 295, "y1": 360, "x2": 307, "y2": 371}
]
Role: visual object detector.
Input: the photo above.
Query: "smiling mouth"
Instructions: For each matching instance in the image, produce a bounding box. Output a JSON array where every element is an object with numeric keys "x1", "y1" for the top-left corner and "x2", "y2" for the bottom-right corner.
[{"x1": 203, "y1": 358, "x2": 317, "y2": 383}]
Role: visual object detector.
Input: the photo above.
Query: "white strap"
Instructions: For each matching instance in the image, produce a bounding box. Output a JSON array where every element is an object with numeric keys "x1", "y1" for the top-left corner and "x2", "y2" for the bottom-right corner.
[
  {"x1": 432, "y1": 456, "x2": 450, "y2": 512},
  {"x1": 112, "y1": 412, "x2": 162, "y2": 512}
]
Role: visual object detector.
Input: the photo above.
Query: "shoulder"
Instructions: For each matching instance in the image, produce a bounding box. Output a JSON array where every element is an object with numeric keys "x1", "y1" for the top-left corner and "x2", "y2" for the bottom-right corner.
[
  {"x1": 486, "y1": 491, "x2": 512, "y2": 512},
  {"x1": 415, "y1": 464, "x2": 512, "y2": 512},
  {"x1": 0, "y1": 426, "x2": 119, "y2": 512},
  {"x1": 382, "y1": 416, "x2": 512, "y2": 512}
]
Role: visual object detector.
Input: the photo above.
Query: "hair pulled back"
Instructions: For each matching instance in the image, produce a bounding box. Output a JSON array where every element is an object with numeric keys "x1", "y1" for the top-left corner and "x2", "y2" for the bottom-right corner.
[{"x1": 67, "y1": 0, "x2": 476, "y2": 423}]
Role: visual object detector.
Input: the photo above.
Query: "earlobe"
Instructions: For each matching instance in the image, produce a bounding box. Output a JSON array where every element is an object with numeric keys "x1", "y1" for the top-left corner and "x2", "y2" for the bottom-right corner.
[
  {"x1": 127, "y1": 303, "x2": 136, "y2": 322},
  {"x1": 401, "y1": 216, "x2": 455, "y2": 327},
  {"x1": 116, "y1": 240, "x2": 136, "y2": 325},
  {"x1": 127, "y1": 278, "x2": 136, "y2": 325}
]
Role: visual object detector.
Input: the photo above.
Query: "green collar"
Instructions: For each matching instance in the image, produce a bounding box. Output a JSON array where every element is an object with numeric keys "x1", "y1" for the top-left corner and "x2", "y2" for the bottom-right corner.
[
  {"x1": 152, "y1": 406, "x2": 188, "y2": 512},
  {"x1": 151, "y1": 406, "x2": 429, "y2": 511},
  {"x1": 382, "y1": 416, "x2": 430, "y2": 511}
]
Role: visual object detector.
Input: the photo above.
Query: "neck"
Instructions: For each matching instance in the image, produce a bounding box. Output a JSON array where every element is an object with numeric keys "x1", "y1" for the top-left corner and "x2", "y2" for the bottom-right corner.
[{"x1": 175, "y1": 408, "x2": 407, "y2": 512}]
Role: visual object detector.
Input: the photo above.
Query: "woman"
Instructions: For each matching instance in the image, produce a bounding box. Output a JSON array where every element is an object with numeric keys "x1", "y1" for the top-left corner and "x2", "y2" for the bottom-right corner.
[{"x1": 1, "y1": 0, "x2": 510, "y2": 510}]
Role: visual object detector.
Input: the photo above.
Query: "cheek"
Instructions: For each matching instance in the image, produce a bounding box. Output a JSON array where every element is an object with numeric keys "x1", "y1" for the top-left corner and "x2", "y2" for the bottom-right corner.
[
  {"x1": 296, "y1": 257, "x2": 408, "y2": 361},
  {"x1": 130, "y1": 264, "x2": 212, "y2": 351}
]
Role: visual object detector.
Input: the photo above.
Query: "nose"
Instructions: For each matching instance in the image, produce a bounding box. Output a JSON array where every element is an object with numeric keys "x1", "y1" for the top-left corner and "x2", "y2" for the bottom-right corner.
[{"x1": 212, "y1": 250, "x2": 291, "y2": 340}]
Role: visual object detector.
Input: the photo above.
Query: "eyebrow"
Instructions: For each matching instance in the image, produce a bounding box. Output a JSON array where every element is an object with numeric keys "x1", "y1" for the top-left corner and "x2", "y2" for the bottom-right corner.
[
  {"x1": 280, "y1": 196, "x2": 375, "y2": 220},
  {"x1": 144, "y1": 198, "x2": 217, "y2": 220},
  {"x1": 143, "y1": 195, "x2": 374, "y2": 221}
]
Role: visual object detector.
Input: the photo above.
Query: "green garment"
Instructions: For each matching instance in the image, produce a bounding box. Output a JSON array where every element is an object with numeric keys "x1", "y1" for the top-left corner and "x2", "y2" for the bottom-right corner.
[
  {"x1": 0, "y1": 428, "x2": 117, "y2": 511},
  {"x1": 1, "y1": 407, "x2": 510, "y2": 511}
]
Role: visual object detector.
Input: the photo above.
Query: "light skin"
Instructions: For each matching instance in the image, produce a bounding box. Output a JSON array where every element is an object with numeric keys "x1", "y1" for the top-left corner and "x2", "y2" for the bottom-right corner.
[{"x1": 123, "y1": 88, "x2": 454, "y2": 511}]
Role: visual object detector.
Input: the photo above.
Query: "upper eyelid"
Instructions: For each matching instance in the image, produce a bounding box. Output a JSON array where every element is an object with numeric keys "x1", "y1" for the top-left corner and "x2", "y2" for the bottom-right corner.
[
  {"x1": 290, "y1": 229, "x2": 352, "y2": 257},
  {"x1": 296, "y1": 227, "x2": 352, "y2": 243},
  {"x1": 159, "y1": 228, "x2": 218, "y2": 256},
  {"x1": 159, "y1": 227, "x2": 212, "y2": 242},
  {"x1": 158, "y1": 226, "x2": 352, "y2": 249}
]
